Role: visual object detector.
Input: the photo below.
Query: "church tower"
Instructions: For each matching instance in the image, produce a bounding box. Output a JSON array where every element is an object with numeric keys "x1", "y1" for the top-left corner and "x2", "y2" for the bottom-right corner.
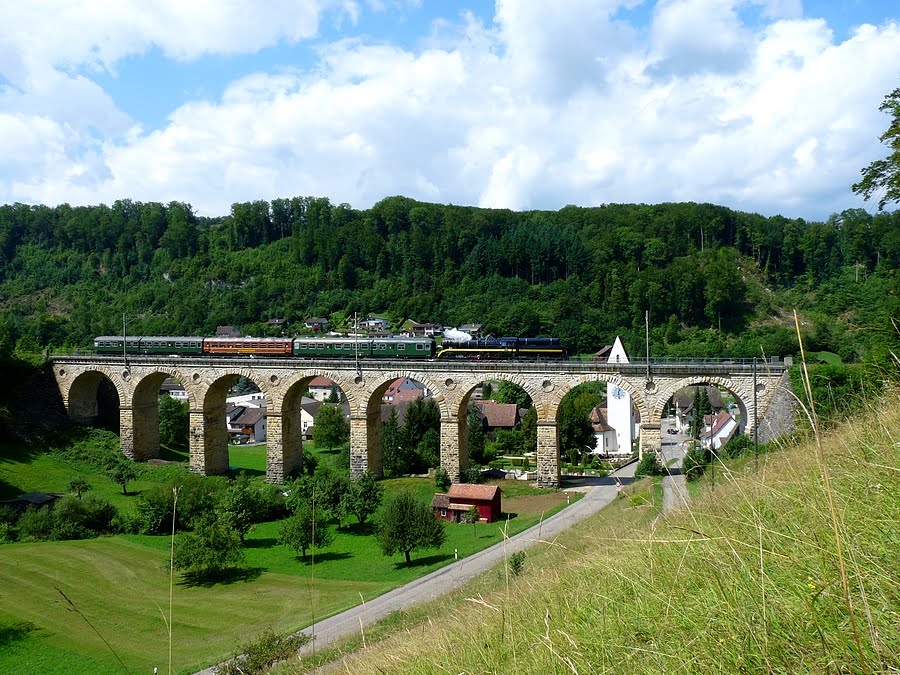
[{"x1": 606, "y1": 336, "x2": 635, "y2": 454}]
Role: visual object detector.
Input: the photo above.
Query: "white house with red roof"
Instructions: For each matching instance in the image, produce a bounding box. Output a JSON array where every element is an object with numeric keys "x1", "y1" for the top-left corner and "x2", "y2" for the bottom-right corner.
[
  {"x1": 701, "y1": 411, "x2": 738, "y2": 450},
  {"x1": 308, "y1": 376, "x2": 343, "y2": 402}
]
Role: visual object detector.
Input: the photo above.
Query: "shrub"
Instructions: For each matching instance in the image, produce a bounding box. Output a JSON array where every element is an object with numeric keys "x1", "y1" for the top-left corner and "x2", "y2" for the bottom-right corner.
[
  {"x1": 52, "y1": 494, "x2": 117, "y2": 538},
  {"x1": 683, "y1": 444, "x2": 710, "y2": 481},
  {"x1": 434, "y1": 467, "x2": 451, "y2": 491},
  {"x1": 463, "y1": 465, "x2": 483, "y2": 484},
  {"x1": 137, "y1": 473, "x2": 228, "y2": 534},
  {"x1": 0, "y1": 506, "x2": 17, "y2": 527},
  {"x1": 508, "y1": 551, "x2": 526, "y2": 577},
  {"x1": 721, "y1": 434, "x2": 752, "y2": 459},
  {"x1": 172, "y1": 517, "x2": 244, "y2": 580},
  {"x1": 217, "y1": 628, "x2": 311, "y2": 675},
  {"x1": 18, "y1": 506, "x2": 55, "y2": 541},
  {"x1": 111, "y1": 509, "x2": 141, "y2": 534},
  {"x1": 634, "y1": 451, "x2": 664, "y2": 478}
]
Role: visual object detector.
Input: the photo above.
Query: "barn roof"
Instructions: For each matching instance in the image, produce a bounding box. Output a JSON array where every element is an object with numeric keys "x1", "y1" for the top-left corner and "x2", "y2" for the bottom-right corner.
[{"x1": 447, "y1": 484, "x2": 500, "y2": 501}]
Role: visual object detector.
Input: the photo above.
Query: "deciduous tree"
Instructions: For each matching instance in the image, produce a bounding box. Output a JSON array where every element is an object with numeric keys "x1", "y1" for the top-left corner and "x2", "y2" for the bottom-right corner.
[
  {"x1": 314, "y1": 405, "x2": 349, "y2": 451},
  {"x1": 377, "y1": 491, "x2": 446, "y2": 564},
  {"x1": 853, "y1": 87, "x2": 900, "y2": 210},
  {"x1": 159, "y1": 394, "x2": 189, "y2": 448},
  {"x1": 106, "y1": 458, "x2": 138, "y2": 495},
  {"x1": 344, "y1": 471, "x2": 384, "y2": 526},
  {"x1": 172, "y1": 518, "x2": 244, "y2": 580},
  {"x1": 278, "y1": 504, "x2": 333, "y2": 560}
]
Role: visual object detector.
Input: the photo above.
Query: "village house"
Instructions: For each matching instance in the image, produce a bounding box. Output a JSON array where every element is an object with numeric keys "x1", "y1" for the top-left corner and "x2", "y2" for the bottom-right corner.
[
  {"x1": 589, "y1": 405, "x2": 619, "y2": 456},
  {"x1": 0, "y1": 491, "x2": 62, "y2": 514},
  {"x1": 227, "y1": 406, "x2": 267, "y2": 444},
  {"x1": 382, "y1": 377, "x2": 429, "y2": 404},
  {"x1": 159, "y1": 377, "x2": 188, "y2": 401},
  {"x1": 701, "y1": 410, "x2": 738, "y2": 450},
  {"x1": 359, "y1": 316, "x2": 389, "y2": 331},
  {"x1": 303, "y1": 317, "x2": 329, "y2": 332},
  {"x1": 308, "y1": 376, "x2": 343, "y2": 402},
  {"x1": 674, "y1": 385, "x2": 725, "y2": 433},
  {"x1": 473, "y1": 400, "x2": 520, "y2": 435},
  {"x1": 400, "y1": 321, "x2": 442, "y2": 337},
  {"x1": 432, "y1": 483, "x2": 502, "y2": 523},
  {"x1": 457, "y1": 323, "x2": 483, "y2": 337},
  {"x1": 300, "y1": 396, "x2": 322, "y2": 440},
  {"x1": 215, "y1": 325, "x2": 242, "y2": 338}
]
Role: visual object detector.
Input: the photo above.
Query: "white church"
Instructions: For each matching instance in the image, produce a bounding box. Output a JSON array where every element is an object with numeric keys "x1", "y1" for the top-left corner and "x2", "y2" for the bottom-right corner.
[{"x1": 590, "y1": 336, "x2": 637, "y2": 458}]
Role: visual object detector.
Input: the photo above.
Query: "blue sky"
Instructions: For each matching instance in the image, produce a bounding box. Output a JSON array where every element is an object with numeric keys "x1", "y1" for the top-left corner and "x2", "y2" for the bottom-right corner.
[{"x1": 1, "y1": 1, "x2": 898, "y2": 220}]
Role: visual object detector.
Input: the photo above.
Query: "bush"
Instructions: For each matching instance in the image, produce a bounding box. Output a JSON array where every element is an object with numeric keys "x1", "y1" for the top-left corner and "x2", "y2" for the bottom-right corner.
[
  {"x1": 217, "y1": 628, "x2": 311, "y2": 675},
  {"x1": 508, "y1": 550, "x2": 526, "y2": 577},
  {"x1": 463, "y1": 465, "x2": 483, "y2": 484},
  {"x1": 136, "y1": 473, "x2": 228, "y2": 534},
  {"x1": 172, "y1": 517, "x2": 244, "y2": 580},
  {"x1": 18, "y1": 506, "x2": 55, "y2": 541},
  {"x1": 634, "y1": 451, "x2": 664, "y2": 478},
  {"x1": 721, "y1": 434, "x2": 752, "y2": 459},
  {"x1": 111, "y1": 509, "x2": 141, "y2": 534},
  {"x1": 683, "y1": 444, "x2": 710, "y2": 481},
  {"x1": 434, "y1": 467, "x2": 451, "y2": 491},
  {"x1": 52, "y1": 494, "x2": 117, "y2": 539}
]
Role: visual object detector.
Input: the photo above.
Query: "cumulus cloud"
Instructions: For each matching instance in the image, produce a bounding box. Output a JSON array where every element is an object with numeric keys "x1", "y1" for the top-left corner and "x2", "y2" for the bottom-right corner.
[{"x1": 1, "y1": 2, "x2": 899, "y2": 220}]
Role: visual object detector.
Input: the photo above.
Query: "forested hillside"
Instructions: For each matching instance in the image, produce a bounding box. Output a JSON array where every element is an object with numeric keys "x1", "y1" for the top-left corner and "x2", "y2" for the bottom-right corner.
[{"x1": 0, "y1": 197, "x2": 898, "y2": 362}]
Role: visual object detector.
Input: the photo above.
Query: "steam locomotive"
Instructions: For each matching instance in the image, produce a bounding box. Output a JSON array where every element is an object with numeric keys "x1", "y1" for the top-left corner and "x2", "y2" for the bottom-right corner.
[{"x1": 93, "y1": 335, "x2": 567, "y2": 360}]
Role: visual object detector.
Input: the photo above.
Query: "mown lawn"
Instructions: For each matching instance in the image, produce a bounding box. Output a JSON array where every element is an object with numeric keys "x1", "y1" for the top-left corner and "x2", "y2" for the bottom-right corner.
[{"x1": 0, "y1": 437, "x2": 574, "y2": 674}]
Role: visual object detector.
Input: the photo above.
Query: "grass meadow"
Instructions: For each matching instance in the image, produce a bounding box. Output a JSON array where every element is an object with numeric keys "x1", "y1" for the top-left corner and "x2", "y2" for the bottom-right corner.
[
  {"x1": 0, "y1": 437, "x2": 573, "y2": 674},
  {"x1": 301, "y1": 390, "x2": 900, "y2": 674}
]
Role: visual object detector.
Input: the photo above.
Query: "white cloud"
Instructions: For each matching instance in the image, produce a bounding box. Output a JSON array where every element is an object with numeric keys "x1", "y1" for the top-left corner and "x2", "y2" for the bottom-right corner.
[{"x1": 1, "y1": 2, "x2": 899, "y2": 220}]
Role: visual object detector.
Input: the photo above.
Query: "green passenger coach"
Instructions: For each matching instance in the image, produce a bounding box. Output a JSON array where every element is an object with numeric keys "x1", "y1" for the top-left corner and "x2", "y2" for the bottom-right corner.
[
  {"x1": 94, "y1": 336, "x2": 204, "y2": 355},
  {"x1": 292, "y1": 337, "x2": 434, "y2": 358}
]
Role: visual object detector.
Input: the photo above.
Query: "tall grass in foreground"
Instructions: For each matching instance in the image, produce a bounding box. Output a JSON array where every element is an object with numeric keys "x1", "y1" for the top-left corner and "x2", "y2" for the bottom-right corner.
[{"x1": 321, "y1": 389, "x2": 900, "y2": 674}]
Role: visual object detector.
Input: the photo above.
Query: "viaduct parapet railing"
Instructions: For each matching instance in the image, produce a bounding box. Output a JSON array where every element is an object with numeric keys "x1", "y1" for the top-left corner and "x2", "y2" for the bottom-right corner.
[{"x1": 49, "y1": 355, "x2": 794, "y2": 488}]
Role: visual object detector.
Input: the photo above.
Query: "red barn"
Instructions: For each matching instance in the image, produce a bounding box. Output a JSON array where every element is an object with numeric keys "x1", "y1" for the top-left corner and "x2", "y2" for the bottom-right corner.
[{"x1": 432, "y1": 484, "x2": 502, "y2": 523}]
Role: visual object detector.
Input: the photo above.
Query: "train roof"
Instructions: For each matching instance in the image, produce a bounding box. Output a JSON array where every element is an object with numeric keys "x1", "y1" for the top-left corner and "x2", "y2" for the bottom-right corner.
[
  {"x1": 94, "y1": 335, "x2": 204, "y2": 341},
  {"x1": 293, "y1": 336, "x2": 433, "y2": 343},
  {"x1": 204, "y1": 336, "x2": 291, "y2": 342}
]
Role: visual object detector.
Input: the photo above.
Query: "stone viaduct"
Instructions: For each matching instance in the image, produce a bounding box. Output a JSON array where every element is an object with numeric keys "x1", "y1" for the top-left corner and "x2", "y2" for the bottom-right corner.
[{"x1": 49, "y1": 355, "x2": 795, "y2": 488}]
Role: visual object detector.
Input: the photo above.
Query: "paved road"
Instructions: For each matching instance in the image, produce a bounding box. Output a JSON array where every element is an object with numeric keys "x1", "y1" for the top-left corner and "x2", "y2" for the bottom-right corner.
[
  {"x1": 295, "y1": 462, "x2": 637, "y2": 658},
  {"x1": 195, "y1": 462, "x2": 638, "y2": 673},
  {"x1": 660, "y1": 419, "x2": 689, "y2": 514}
]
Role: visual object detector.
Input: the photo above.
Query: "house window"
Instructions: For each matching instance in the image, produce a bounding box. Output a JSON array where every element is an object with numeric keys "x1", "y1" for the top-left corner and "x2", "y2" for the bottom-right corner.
[{"x1": 441, "y1": 509, "x2": 446, "y2": 517}]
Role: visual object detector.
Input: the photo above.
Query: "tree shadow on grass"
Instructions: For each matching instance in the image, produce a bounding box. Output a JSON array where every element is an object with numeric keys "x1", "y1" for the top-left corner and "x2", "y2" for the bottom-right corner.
[
  {"x1": 227, "y1": 467, "x2": 266, "y2": 478},
  {"x1": 341, "y1": 521, "x2": 375, "y2": 536},
  {"x1": 158, "y1": 445, "x2": 189, "y2": 462},
  {"x1": 178, "y1": 566, "x2": 264, "y2": 588},
  {"x1": 394, "y1": 552, "x2": 453, "y2": 569},
  {"x1": 244, "y1": 537, "x2": 278, "y2": 549},
  {"x1": 297, "y1": 551, "x2": 352, "y2": 565},
  {"x1": 0, "y1": 622, "x2": 38, "y2": 648},
  {"x1": 500, "y1": 512, "x2": 518, "y2": 521}
]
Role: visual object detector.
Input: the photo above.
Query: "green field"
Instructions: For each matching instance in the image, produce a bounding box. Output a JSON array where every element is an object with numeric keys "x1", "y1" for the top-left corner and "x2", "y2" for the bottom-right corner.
[{"x1": 0, "y1": 437, "x2": 573, "y2": 674}]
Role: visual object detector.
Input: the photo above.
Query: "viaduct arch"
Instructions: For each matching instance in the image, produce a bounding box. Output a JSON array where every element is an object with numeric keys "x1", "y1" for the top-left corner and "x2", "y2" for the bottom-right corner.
[{"x1": 50, "y1": 356, "x2": 795, "y2": 488}]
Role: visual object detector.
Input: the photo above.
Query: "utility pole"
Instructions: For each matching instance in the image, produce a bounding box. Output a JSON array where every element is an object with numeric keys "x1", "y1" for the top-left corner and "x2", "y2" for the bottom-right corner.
[
  {"x1": 122, "y1": 312, "x2": 129, "y2": 372},
  {"x1": 645, "y1": 310, "x2": 651, "y2": 382},
  {"x1": 354, "y1": 312, "x2": 360, "y2": 378},
  {"x1": 753, "y1": 356, "x2": 759, "y2": 472}
]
